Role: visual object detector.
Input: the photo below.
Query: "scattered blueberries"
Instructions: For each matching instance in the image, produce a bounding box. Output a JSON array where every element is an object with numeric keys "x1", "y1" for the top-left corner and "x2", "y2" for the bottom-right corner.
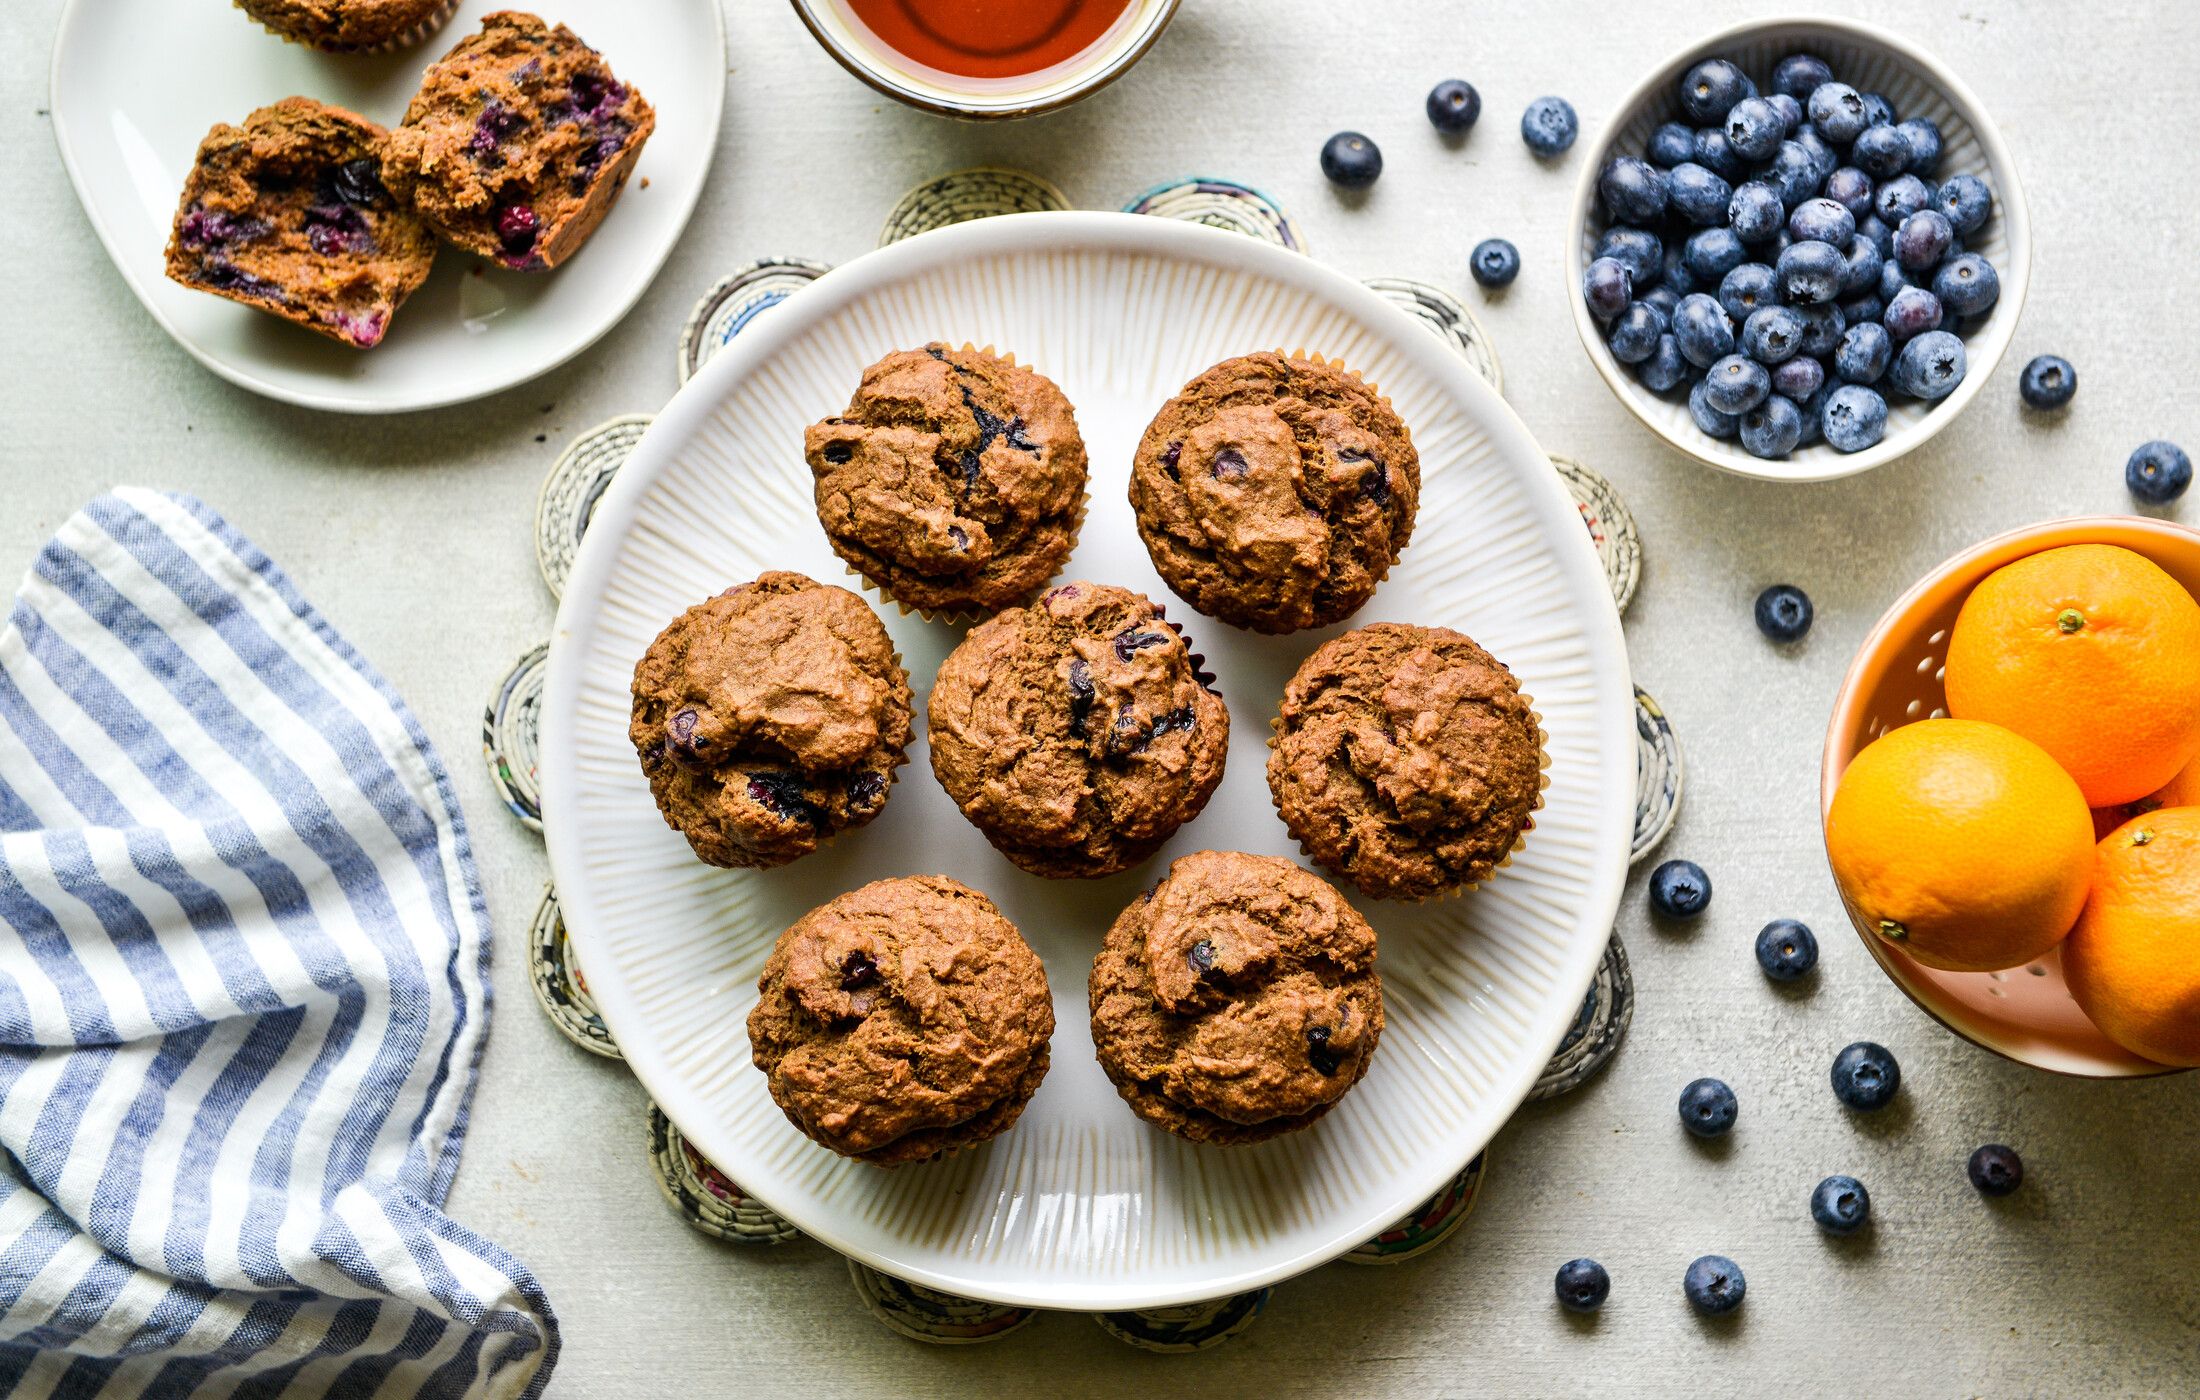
[
  {"x1": 1683, "y1": 1255, "x2": 1747, "y2": 1316},
  {"x1": 1830, "y1": 1041, "x2": 1902, "y2": 1112},
  {"x1": 1754, "y1": 583, "x2": 1814, "y2": 641},
  {"x1": 2126, "y1": 440, "x2": 2192, "y2": 504},
  {"x1": 1426, "y1": 78, "x2": 1481, "y2": 135},
  {"x1": 1319, "y1": 131, "x2": 1382, "y2": 188},
  {"x1": 1471, "y1": 237, "x2": 1521, "y2": 288},
  {"x1": 1555, "y1": 1258, "x2": 1611, "y2": 1313},
  {"x1": 1967, "y1": 1144, "x2": 2024, "y2": 1197},
  {"x1": 1649, "y1": 859, "x2": 1713, "y2": 920},
  {"x1": 1679, "y1": 1077, "x2": 1738, "y2": 1138},
  {"x1": 1755, "y1": 918, "x2": 1819, "y2": 980},
  {"x1": 1811, "y1": 1175, "x2": 1872, "y2": 1235},
  {"x1": 1522, "y1": 96, "x2": 1579, "y2": 157},
  {"x1": 2017, "y1": 354, "x2": 2076, "y2": 411}
]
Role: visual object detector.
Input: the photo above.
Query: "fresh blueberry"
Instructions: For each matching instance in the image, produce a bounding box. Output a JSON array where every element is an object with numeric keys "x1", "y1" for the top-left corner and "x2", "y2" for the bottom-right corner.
[
  {"x1": 1680, "y1": 58, "x2": 1752, "y2": 123},
  {"x1": 1555, "y1": 1258, "x2": 1611, "y2": 1313},
  {"x1": 1471, "y1": 237, "x2": 1521, "y2": 288},
  {"x1": 1683, "y1": 1256, "x2": 1746, "y2": 1316},
  {"x1": 1648, "y1": 120, "x2": 1697, "y2": 168},
  {"x1": 1857, "y1": 212, "x2": 1894, "y2": 256},
  {"x1": 1932, "y1": 252, "x2": 1999, "y2": 317},
  {"x1": 2017, "y1": 354, "x2": 2076, "y2": 411},
  {"x1": 1872, "y1": 173, "x2": 1933, "y2": 225},
  {"x1": 1766, "y1": 92, "x2": 1804, "y2": 136},
  {"x1": 1689, "y1": 379, "x2": 1739, "y2": 439},
  {"x1": 1931, "y1": 173, "x2": 1993, "y2": 234},
  {"x1": 1777, "y1": 239, "x2": 1845, "y2": 305},
  {"x1": 1897, "y1": 117, "x2": 1943, "y2": 174},
  {"x1": 1703, "y1": 353, "x2": 1771, "y2": 415},
  {"x1": 1879, "y1": 256, "x2": 1915, "y2": 303},
  {"x1": 1765, "y1": 141, "x2": 1820, "y2": 206},
  {"x1": 1649, "y1": 858, "x2": 1713, "y2": 919},
  {"x1": 1792, "y1": 124, "x2": 1837, "y2": 183},
  {"x1": 1811, "y1": 1175, "x2": 1871, "y2": 1235},
  {"x1": 1883, "y1": 285, "x2": 1944, "y2": 342},
  {"x1": 1679, "y1": 1077, "x2": 1738, "y2": 1138},
  {"x1": 1839, "y1": 293, "x2": 1885, "y2": 331},
  {"x1": 1597, "y1": 226, "x2": 1664, "y2": 285},
  {"x1": 1770, "y1": 354, "x2": 1823, "y2": 403},
  {"x1": 1667, "y1": 162, "x2": 1734, "y2": 227},
  {"x1": 1608, "y1": 302, "x2": 1666, "y2": 364},
  {"x1": 1684, "y1": 227, "x2": 1747, "y2": 283},
  {"x1": 1850, "y1": 123, "x2": 1912, "y2": 179},
  {"x1": 1967, "y1": 1145, "x2": 2024, "y2": 1197},
  {"x1": 1822, "y1": 167, "x2": 1874, "y2": 220},
  {"x1": 1822, "y1": 384, "x2": 1889, "y2": 452},
  {"x1": 1717, "y1": 262, "x2": 1781, "y2": 324},
  {"x1": 1582, "y1": 257, "x2": 1633, "y2": 320},
  {"x1": 2127, "y1": 440, "x2": 2193, "y2": 504},
  {"x1": 1740, "y1": 305, "x2": 1805, "y2": 365},
  {"x1": 1788, "y1": 197, "x2": 1856, "y2": 247},
  {"x1": 1637, "y1": 334, "x2": 1690, "y2": 393},
  {"x1": 1659, "y1": 242, "x2": 1699, "y2": 296},
  {"x1": 1861, "y1": 91, "x2": 1896, "y2": 126},
  {"x1": 1320, "y1": 131, "x2": 1382, "y2": 187},
  {"x1": 1773, "y1": 52, "x2": 1834, "y2": 99},
  {"x1": 1673, "y1": 293, "x2": 1737, "y2": 367},
  {"x1": 1727, "y1": 182, "x2": 1785, "y2": 243},
  {"x1": 1893, "y1": 210, "x2": 1954, "y2": 270},
  {"x1": 1600, "y1": 157, "x2": 1670, "y2": 223},
  {"x1": 1642, "y1": 285, "x2": 1682, "y2": 317},
  {"x1": 1724, "y1": 97, "x2": 1786, "y2": 161},
  {"x1": 1830, "y1": 1041, "x2": 1902, "y2": 1111},
  {"x1": 1754, "y1": 583, "x2": 1813, "y2": 640},
  {"x1": 1792, "y1": 302, "x2": 1845, "y2": 357},
  {"x1": 1807, "y1": 82, "x2": 1870, "y2": 144},
  {"x1": 1794, "y1": 383, "x2": 1831, "y2": 447},
  {"x1": 1739, "y1": 394, "x2": 1804, "y2": 459},
  {"x1": 1426, "y1": 78, "x2": 1481, "y2": 135},
  {"x1": 1691, "y1": 127, "x2": 1744, "y2": 180},
  {"x1": 1891, "y1": 329, "x2": 1966, "y2": 400},
  {"x1": 1756, "y1": 918, "x2": 1819, "y2": 979},
  {"x1": 1838, "y1": 234, "x2": 1883, "y2": 295},
  {"x1": 1835, "y1": 321, "x2": 1893, "y2": 383},
  {"x1": 1521, "y1": 97, "x2": 1578, "y2": 157}
]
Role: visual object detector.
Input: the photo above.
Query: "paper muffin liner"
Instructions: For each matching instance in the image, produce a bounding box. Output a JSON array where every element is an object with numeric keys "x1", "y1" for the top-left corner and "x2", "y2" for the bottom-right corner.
[{"x1": 242, "y1": 0, "x2": 460, "y2": 54}]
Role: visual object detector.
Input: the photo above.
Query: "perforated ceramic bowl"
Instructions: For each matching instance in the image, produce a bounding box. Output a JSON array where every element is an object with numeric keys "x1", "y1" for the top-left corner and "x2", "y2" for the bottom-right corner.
[
  {"x1": 1823, "y1": 517, "x2": 2200, "y2": 1078},
  {"x1": 1570, "y1": 16, "x2": 2030, "y2": 482}
]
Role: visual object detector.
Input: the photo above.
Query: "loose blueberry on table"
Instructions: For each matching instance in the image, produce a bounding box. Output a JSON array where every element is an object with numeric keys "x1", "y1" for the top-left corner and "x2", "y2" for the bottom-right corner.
[
  {"x1": 1554, "y1": 1258, "x2": 1610, "y2": 1314},
  {"x1": 1967, "y1": 1144, "x2": 2024, "y2": 1197},
  {"x1": 1471, "y1": 238, "x2": 1520, "y2": 288},
  {"x1": 1320, "y1": 131, "x2": 1383, "y2": 188},
  {"x1": 1678, "y1": 1078, "x2": 1738, "y2": 1138},
  {"x1": 2125, "y1": 440, "x2": 2192, "y2": 504},
  {"x1": 2017, "y1": 354, "x2": 2077, "y2": 411},
  {"x1": 1755, "y1": 919, "x2": 1819, "y2": 981},
  {"x1": 1427, "y1": 78, "x2": 1481, "y2": 134},
  {"x1": 1648, "y1": 859, "x2": 1712, "y2": 920},
  {"x1": 1810, "y1": 1175, "x2": 1871, "y2": 1235},
  {"x1": 1683, "y1": 1255, "x2": 1746, "y2": 1316},
  {"x1": 1754, "y1": 583, "x2": 1813, "y2": 641},
  {"x1": 1521, "y1": 96, "x2": 1578, "y2": 157},
  {"x1": 1830, "y1": 1041, "x2": 1902, "y2": 1112}
]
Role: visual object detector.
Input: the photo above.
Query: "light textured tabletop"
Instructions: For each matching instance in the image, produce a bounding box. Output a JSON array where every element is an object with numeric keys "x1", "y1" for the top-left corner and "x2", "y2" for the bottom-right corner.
[{"x1": 7, "y1": 1, "x2": 2199, "y2": 1394}]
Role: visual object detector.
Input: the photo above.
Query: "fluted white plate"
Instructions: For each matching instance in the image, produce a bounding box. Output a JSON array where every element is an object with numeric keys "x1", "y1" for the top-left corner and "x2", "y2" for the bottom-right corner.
[{"x1": 541, "y1": 213, "x2": 1634, "y2": 1310}]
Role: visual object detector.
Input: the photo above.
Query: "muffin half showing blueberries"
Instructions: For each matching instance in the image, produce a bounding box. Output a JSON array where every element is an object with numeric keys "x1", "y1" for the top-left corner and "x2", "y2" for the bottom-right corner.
[{"x1": 629, "y1": 572, "x2": 912, "y2": 869}]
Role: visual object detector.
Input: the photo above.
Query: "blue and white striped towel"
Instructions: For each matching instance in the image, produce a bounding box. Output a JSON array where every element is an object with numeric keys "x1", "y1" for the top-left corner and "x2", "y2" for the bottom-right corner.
[{"x1": 0, "y1": 490, "x2": 556, "y2": 1397}]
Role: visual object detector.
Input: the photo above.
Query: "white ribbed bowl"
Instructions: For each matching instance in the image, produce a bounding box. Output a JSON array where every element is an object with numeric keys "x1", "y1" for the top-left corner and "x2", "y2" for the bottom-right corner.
[
  {"x1": 540, "y1": 213, "x2": 1635, "y2": 1310},
  {"x1": 1569, "y1": 16, "x2": 2030, "y2": 483}
]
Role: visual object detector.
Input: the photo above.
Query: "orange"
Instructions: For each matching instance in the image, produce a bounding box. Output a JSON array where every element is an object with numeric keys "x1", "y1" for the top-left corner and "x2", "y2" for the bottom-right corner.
[
  {"x1": 2091, "y1": 752, "x2": 2200, "y2": 839},
  {"x1": 2063, "y1": 808, "x2": 2200, "y2": 1067},
  {"x1": 1944, "y1": 544, "x2": 2200, "y2": 806},
  {"x1": 1826, "y1": 718, "x2": 2094, "y2": 972},
  {"x1": 2154, "y1": 752, "x2": 2200, "y2": 809}
]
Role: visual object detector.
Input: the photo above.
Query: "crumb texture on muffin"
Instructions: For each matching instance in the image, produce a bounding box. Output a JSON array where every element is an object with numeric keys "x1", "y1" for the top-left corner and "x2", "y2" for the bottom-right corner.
[
  {"x1": 1131, "y1": 352, "x2": 1419, "y2": 633},
  {"x1": 928, "y1": 582, "x2": 1227, "y2": 878},
  {"x1": 630, "y1": 572, "x2": 911, "y2": 869},
  {"x1": 1089, "y1": 850, "x2": 1383, "y2": 1145},
  {"x1": 748, "y1": 876, "x2": 1054, "y2": 1166},
  {"x1": 807, "y1": 344, "x2": 1088, "y2": 617}
]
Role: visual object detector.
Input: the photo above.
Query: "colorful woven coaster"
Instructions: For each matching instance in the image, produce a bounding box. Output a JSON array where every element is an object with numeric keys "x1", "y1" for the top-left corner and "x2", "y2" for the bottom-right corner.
[
  {"x1": 1123, "y1": 176, "x2": 1304, "y2": 252},
  {"x1": 527, "y1": 884, "x2": 620, "y2": 1059},
  {"x1": 676, "y1": 257, "x2": 833, "y2": 384},
  {"x1": 1363, "y1": 276, "x2": 1504, "y2": 395},
  {"x1": 482, "y1": 643, "x2": 547, "y2": 831},
  {"x1": 535, "y1": 415, "x2": 653, "y2": 601},
  {"x1": 1345, "y1": 1150, "x2": 1490, "y2": 1264},
  {"x1": 1632, "y1": 685, "x2": 1684, "y2": 864},
  {"x1": 1094, "y1": 1288, "x2": 1273, "y2": 1352},
  {"x1": 647, "y1": 1103, "x2": 799, "y2": 1245},
  {"x1": 848, "y1": 1262, "x2": 1036, "y2": 1344},
  {"x1": 879, "y1": 167, "x2": 1069, "y2": 246},
  {"x1": 1547, "y1": 455, "x2": 1643, "y2": 615},
  {"x1": 1527, "y1": 935, "x2": 1635, "y2": 1101}
]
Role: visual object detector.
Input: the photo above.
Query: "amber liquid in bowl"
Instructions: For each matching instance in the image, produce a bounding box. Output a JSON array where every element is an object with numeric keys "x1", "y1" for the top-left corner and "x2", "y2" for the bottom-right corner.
[{"x1": 842, "y1": 0, "x2": 1136, "y2": 79}]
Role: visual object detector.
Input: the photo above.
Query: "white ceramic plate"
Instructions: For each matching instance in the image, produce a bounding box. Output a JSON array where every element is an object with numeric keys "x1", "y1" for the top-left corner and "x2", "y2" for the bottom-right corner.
[
  {"x1": 49, "y1": 0, "x2": 724, "y2": 413},
  {"x1": 541, "y1": 213, "x2": 1635, "y2": 1310}
]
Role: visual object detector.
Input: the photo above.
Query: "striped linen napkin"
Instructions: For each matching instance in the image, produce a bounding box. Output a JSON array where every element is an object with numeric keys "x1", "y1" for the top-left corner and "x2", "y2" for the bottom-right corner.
[{"x1": 0, "y1": 490, "x2": 556, "y2": 1396}]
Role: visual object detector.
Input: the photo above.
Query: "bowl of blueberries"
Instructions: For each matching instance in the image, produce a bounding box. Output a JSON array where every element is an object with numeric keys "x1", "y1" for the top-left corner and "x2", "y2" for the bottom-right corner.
[{"x1": 1569, "y1": 16, "x2": 2029, "y2": 480}]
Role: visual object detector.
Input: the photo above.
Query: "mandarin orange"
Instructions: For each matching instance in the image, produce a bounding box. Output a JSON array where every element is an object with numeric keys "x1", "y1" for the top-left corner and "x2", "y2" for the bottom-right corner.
[{"x1": 2063, "y1": 808, "x2": 2200, "y2": 1067}]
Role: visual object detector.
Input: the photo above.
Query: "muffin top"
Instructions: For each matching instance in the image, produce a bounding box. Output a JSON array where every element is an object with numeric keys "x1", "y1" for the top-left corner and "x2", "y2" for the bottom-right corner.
[
  {"x1": 1130, "y1": 353, "x2": 1419, "y2": 634},
  {"x1": 927, "y1": 582, "x2": 1228, "y2": 879},
  {"x1": 629, "y1": 572, "x2": 911, "y2": 869},
  {"x1": 747, "y1": 876, "x2": 1054, "y2": 1165},
  {"x1": 1268, "y1": 623, "x2": 1541, "y2": 900},
  {"x1": 234, "y1": 0, "x2": 454, "y2": 51},
  {"x1": 806, "y1": 344, "x2": 1087, "y2": 617},
  {"x1": 1089, "y1": 850, "x2": 1382, "y2": 1145}
]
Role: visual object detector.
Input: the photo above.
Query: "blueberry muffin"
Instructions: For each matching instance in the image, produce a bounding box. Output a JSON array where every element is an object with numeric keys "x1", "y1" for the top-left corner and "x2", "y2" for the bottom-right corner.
[
  {"x1": 1130, "y1": 352, "x2": 1420, "y2": 634},
  {"x1": 233, "y1": 0, "x2": 456, "y2": 52},
  {"x1": 928, "y1": 582, "x2": 1227, "y2": 879},
  {"x1": 163, "y1": 98, "x2": 437, "y2": 349},
  {"x1": 807, "y1": 344, "x2": 1088, "y2": 618},
  {"x1": 1268, "y1": 623, "x2": 1542, "y2": 901},
  {"x1": 630, "y1": 573, "x2": 912, "y2": 869},
  {"x1": 380, "y1": 12, "x2": 656, "y2": 270},
  {"x1": 1089, "y1": 851, "x2": 1383, "y2": 1145},
  {"x1": 748, "y1": 876, "x2": 1053, "y2": 1165}
]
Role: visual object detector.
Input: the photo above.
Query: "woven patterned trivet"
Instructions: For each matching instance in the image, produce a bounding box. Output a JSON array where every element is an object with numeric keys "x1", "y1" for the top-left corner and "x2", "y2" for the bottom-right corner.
[
  {"x1": 1094, "y1": 1288, "x2": 1274, "y2": 1352},
  {"x1": 676, "y1": 257, "x2": 833, "y2": 384},
  {"x1": 1123, "y1": 176, "x2": 1304, "y2": 252},
  {"x1": 1632, "y1": 685, "x2": 1684, "y2": 864},
  {"x1": 1345, "y1": 1150, "x2": 1490, "y2": 1264},
  {"x1": 482, "y1": 643, "x2": 547, "y2": 831},
  {"x1": 535, "y1": 415, "x2": 653, "y2": 601},
  {"x1": 848, "y1": 1262, "x2": 1036, "y2": 1344},
  {"x1": 880, "y1": 167, "x2": 1069, "y2": 246},
  {"x1": 526, "y1": 884, "x2": 620, "y2": 1058},
  {"x1": 647, "y1": 1103, "x2": 799, "y2": 1245},
  {"x1": 1363, "y1": 276, "x2": 1504, "y2": 395},
  {"x1": 1527, "y1": 936, "x2": 1635, "y2": 1101},
  {"x1": 1547, "y1": 455, "x2": 1643, "y2": 615}
]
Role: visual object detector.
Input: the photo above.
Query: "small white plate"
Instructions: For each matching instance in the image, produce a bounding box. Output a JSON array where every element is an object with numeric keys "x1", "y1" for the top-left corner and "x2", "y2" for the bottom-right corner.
[
  {"x1": 49, "y1": 0, "x2": 724, "y2": 413},
  {"x1": 541, "y1": 212, "x2": 1636, "y2": 1310}
]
